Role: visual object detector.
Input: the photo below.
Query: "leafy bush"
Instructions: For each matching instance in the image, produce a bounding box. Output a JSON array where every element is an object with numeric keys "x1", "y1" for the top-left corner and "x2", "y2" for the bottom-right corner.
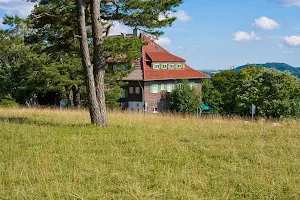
[
  {"x1": 0, "y1": 99, "x2": 20, "y2": 108},
  {"x1": 167, "y1": 80, "x2": 201, "y2": 114}
]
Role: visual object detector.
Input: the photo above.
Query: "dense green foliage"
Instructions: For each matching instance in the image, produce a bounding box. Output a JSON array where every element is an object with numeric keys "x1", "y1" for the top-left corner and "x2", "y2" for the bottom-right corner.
[
  {"x1": 167, "y1": 80, "x2": 201, "y2": 113},
  {"x1": 201, "y1": 80, "x2": 222, "y2": 113},
  {"x1": 236, "y1": 63, "x2": 300, "y2": 78},
  {"x1": 0, "y1": 0, "x2": 183, "y2": 110},
  {"x1": 202, "y1": 66, "x2": 300, "y2": 118}
]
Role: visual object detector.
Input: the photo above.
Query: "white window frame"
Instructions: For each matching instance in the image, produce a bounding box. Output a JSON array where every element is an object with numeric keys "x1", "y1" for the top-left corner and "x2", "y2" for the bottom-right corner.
[
  {"x1": 170, "y1": 64, "x2": 175, "y2": 69},
  {"x1": 152, "y1": 84, "x2": 158, "y2": 93},
  {"x1": 162, "y1": 64, "x2": 168, "y2": 69},
  {"x1": 167, "y1": 84, "x2": 172, "y2": 92},
  {"x1": 135, "y1": 87, "x2": 140, "y2": 94},
  {"x1": 154, "y1": 64, "x2": 160, "y2": 69},
  {"x1": 129, "y1": 87, "x2": 134, "y2": 94},
  {"x1": 177, "y1": 64, "x2": 183, "y2": 69},
  {"x1": 190, "y1": 82, "x2": 195, "y2": 89}
]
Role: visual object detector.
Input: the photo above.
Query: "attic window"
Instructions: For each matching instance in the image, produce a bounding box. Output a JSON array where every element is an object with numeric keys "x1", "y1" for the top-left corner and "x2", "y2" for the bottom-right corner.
[
  {"x1": 162, "y1": 64, "x2": 168, "y2": 69},
  {"x1": 154, "y1": 64, "x2": 160, "y2": 69},
  {"x1": 177, "y1": 64, "x2": 183, "y2": 69},
  {"x1": 170, "y1": 64, "x2": 175, "y2": 69}
]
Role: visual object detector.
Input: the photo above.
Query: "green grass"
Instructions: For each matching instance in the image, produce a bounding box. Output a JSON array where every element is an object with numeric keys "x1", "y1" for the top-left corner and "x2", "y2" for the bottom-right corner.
[{"x1": 0, "y1": 108, "x2": 300, "y2": 199}]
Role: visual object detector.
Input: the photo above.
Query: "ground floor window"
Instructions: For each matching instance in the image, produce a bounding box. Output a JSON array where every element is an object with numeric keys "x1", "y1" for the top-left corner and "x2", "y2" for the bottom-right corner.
[
  {"x1": 150, "y1": 84, "x2": 158, "y2": 93},
  {"x1": 129, "y1": 87, "x2": 134, "y2": 94},
  {"x1": 167, "y1": 84, "x2": 173, "y2": 92},
  {"x1": 135, "y1": 87, "x2": 140, "y2": 94}
]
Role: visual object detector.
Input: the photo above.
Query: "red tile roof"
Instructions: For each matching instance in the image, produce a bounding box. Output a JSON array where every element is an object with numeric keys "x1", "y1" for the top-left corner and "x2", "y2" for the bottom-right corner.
[
  {"x1": 147, "y1": 52, "x2": 186, "y2": 62},
  {"x1": 141, "y1": 35, "x2": 210, "y2": 81}
]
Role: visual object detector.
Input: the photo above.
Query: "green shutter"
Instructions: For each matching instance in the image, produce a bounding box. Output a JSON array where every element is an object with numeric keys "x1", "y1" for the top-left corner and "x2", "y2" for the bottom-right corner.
[
  {"x1": 161, "y1": 84, "x2": 165, "y2": 91},
  {"x1": 175, "y1": 64, "x2": 178, "y2": 69},
  {"x1": 152, "y1": 63, "x2": 154, "y2": 69},
  {"x1": 125, "y1": 90, "x2": 128, "y2": 98},
  {"x1": 150, "y1": 85, "x2": 153, "y2": 93},
  {"x1": 160, "y1": 63, "x2": 163, "y2": 69},
  {"x1": 183, "y1": 63, "x2": 185, "y2": 69},
  {"x1": 158, "y1": 84, "x2": 161, "y2": 92}
]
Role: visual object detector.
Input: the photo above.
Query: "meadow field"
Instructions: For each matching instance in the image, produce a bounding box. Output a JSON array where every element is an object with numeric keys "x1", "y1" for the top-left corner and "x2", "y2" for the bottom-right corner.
[{"x1": 0, "y1": 108, "x2": 299, "y2": 199}]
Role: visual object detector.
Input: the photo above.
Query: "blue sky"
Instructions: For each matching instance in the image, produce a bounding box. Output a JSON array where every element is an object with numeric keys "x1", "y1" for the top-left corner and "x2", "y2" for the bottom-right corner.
[{"x1": 1, "y1": 0, "x2": 300, "y2": 70}]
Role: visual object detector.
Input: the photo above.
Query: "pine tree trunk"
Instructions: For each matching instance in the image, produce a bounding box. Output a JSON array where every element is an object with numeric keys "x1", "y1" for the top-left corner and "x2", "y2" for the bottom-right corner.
[
  {"x1": 76, "y1": 0, "x2": 102, "y2": 126},
  {"x1": 72, "y1": 85, "x2": 81, "y2": 108},
  {"x1": 91, "y1": 0, "x2": 107, "y2": 127}
]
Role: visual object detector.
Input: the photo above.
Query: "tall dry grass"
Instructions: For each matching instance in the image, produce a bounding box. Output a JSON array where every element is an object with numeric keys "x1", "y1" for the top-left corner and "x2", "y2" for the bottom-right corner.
[{"x1": 0, "y1": 108, "x2": 299, "y2": 199}]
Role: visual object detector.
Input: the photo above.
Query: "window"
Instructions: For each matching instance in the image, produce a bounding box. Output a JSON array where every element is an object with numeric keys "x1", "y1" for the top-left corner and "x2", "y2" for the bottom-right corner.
[
  {"x1": 161, "y1": 84, "x2": 165, "y2": 91},
  {"x1": 151, "y1": 84, "x2": 158, "y2": 93},
  {"x1": 121, "y1": 89, "x2": 126, "y2": 98},
  {"x1": 190, "y1": 82, "x2": 195, "y2": 89},
  {"x1": 162, "y1": 64, "x2": 168, "y2": 69},
  {"x1": 177, "y1": 64, "x2": 183, "y2": 69},
  {"x1": 135, "y1": 87, "x2": 140, "y2": 94},
  {"x1": 154, "y1": 64, "x2": 160, "y2": 69},
  {"x1": 167, "y1": 84, "x2": 172, "y2": 92},
  {"x1": 129, "y1": 87, "x2": 134, "y2": 94},
  {"x1": 170, "y1": 64, "x2": 175, "y2": 69}
]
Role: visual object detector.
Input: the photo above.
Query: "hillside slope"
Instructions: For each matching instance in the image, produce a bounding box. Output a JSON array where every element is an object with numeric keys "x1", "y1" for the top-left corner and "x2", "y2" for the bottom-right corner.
[{"x1": 235, "y1": 63, "x2": 300, "y2": 77}]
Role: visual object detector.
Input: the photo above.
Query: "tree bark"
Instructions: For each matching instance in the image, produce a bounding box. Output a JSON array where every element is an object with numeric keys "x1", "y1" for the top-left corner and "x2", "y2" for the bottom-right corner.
[
  {"x1": 76, "y1": 0, "x2": 102, "y2": 126},
  {"x1": 72, "y1": 85, "x2": 81, "y2": 108},
  {"x1": 91, "y1": 0, "x2": 107, "y2": 127}
]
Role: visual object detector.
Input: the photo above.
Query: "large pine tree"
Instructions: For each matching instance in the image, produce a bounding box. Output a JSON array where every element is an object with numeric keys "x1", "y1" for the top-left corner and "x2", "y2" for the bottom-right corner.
[{"x1": 22, "y1": 0, "x2": 183, "y2": 127}]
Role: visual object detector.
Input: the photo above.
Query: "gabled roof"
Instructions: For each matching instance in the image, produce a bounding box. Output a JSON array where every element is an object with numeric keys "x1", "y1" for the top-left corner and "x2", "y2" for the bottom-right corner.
[
  {"x1": 147, "y1": 52, "x2": 186, "y2": 62},
  {"x1": 141, "y1": 35, "x2": 210, "y2": 81},
  {"x1": 120, "y1": 33, "x2": 210, "y2": 81}
]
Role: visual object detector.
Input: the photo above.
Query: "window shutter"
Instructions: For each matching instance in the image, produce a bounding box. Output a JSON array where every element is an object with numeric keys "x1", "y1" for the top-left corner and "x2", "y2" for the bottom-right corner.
[
  {"x1": 150, "y1": 85, "x2": 153, "y2": 93},
  {"x1": 152, "y1": 63, "x2": 154, "y2": 69},
  {"x1": 158, "y1": 84, "x2": 161, "y2": 92},
  {"x1": 160, "y1": 64, "x2": 163, "y2": 69},
  {"x1": 183, "y1": 63, "x2": 185, "y2": 69},
  {"x1": 175, "y1": 64, "x2": 178, "y2": 69}
]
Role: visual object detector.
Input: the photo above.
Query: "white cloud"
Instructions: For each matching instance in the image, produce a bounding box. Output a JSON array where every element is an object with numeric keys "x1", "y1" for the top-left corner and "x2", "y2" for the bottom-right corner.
[
  {"x1": 284, "y1": 35, "x2": 300, "y2": 47},
  {"x1": 233, "y1": 31, "x2": 262, "y2": 41},
  {"x1": 0, "y1": 0, "x2": 35, "y2": 17},
  {"x1": 155, "y1": 37, "x2": 171, "y2": 46},
  {"x1": 277, "y1": 0, "x2": 300, "y2": 7},
  {"x1": 159, "y1": 10, "x2": 192, "y2": 22},
  {"x1": 172, "y1": 10, "x2": 192, "y2": 21},
  {"x1": 278, "y1": 43, "x2": 284, "y2": 48},
  {"x1": 109, "y1": 22, "x2": 132, "y2": 35},
  {"x1": 254, "y1": 16, "x2": 280, "y2": 30}
]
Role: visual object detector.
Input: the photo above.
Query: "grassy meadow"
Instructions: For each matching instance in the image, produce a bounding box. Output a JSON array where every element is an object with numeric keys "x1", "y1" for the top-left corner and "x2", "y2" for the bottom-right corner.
[{"x1": 0, "y1": 108, "x2": 300, "y2": 199}]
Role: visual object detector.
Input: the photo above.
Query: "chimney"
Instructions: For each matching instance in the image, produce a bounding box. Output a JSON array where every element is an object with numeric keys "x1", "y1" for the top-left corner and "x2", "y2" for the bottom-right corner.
[{"x1": 133, "y1": 28, "x2": 141, "y2": 38}]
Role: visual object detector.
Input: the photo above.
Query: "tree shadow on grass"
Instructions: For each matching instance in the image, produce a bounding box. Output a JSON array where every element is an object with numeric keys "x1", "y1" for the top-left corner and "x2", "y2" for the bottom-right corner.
[{"x1": 0, "y1": 117, "x2": 90, "y2": 127}]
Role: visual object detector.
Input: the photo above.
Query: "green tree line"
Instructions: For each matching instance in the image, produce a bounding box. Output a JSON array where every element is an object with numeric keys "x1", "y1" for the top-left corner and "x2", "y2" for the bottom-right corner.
[{"x1": 202, "y1": 65, "x2": 300, "y2": 118}]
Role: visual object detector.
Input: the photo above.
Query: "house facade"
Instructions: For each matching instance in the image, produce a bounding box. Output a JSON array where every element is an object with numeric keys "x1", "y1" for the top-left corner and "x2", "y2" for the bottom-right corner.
[{"x1": 119, "y1": 30, "x2": 210, "y2": 112}]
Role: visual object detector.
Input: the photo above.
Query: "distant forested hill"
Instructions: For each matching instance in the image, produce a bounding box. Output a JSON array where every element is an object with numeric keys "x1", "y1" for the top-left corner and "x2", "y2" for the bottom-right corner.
[{"x1": 235, "y1": 63, "x2": 300, "y2": 78}]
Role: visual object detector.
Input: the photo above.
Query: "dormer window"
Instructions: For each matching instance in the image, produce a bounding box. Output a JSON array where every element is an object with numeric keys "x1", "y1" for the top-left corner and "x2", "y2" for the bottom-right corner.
[
  {"x1": 154, "y1": 64, "x2": 160, "y2": 69},
  {"x1": 170, "y1": 64, "x2": 175, "y2": 69},
  {"x1": 177, "y1": 64, "x2": 183, "y2": 69},
  {"x1": 162, "y1": 64, "x2": 168, "y2": 69}
]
